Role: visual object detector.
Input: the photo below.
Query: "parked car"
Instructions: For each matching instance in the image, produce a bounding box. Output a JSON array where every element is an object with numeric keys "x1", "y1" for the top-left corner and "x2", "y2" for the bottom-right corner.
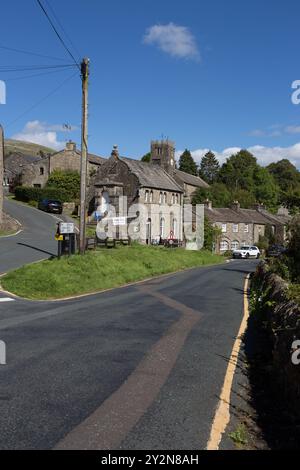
[
  {"x1": 38, "y1": 199, "x2": 63, "y2": 214},
  {"x1": 232, "y1": 245, "x2": 261, "y2": 259},
  {"x1": 266, "y1": 244, "x2": 287, "y2": 258}
]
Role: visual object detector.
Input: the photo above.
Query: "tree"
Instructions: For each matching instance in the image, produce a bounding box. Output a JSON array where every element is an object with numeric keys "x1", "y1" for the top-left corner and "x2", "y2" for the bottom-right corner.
[
  {"x1": 199, "y1": 151, "x2": 220, "y2": 184},
  {"x1": 203, "y1": 216, "x2": 221, "y2": 251},
  {"x1": 178, "y1": 149, "x2": 198, "y2": 176},
  {"x1": 231, "y1": 189, "x2": 256, "y2": 209},
  {"x1": 192, "y1": 182, "x2": 231, "y2": 208},
  {"x1": 267, "y1": 159, "x2": 300, "y2": 193},
  {"x1": 287, "y1": 215, "x2": 300, "y2": 281},
  {"x1": 219, "y1": 150, "x2": 258, "y2": 192},
  {"x1": 46, "y1": 170, "x2": 80, "y2": 201},
  {"x1": 253, "y1": 166, "x2": 279, "y2": 210},
  {"x1": 141, "y1": 152, "x2": 151, "y2": 163}
]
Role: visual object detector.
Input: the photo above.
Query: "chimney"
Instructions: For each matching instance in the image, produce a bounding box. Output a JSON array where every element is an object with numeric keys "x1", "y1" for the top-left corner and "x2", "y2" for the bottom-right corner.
[
  {"x1": 111, "y1": 145, "x2": 119, "y2": 160},
  {"x1": 65, "y1": 140, "x2": 76, "y2": 151},
  {"x1": 231, "y1": 200, "x2": 240, "y2": 211},
  {"x1": 253, "y1": 202, "x2": 265, "y2": 212},
  {"x1": 204, "y1": 199, "x2": 212, "y2": 210}
]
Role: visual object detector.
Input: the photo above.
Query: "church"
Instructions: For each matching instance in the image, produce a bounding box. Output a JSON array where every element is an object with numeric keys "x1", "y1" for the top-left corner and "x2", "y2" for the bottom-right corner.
[{"x1": 93, "y1": 140, "x2": 209, "y2": 244}]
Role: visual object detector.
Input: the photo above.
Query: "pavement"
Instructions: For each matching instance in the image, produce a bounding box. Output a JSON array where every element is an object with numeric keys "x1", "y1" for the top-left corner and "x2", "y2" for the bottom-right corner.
[{"x1": 0, "y1": 255, "x2": 258, "y2": 449}]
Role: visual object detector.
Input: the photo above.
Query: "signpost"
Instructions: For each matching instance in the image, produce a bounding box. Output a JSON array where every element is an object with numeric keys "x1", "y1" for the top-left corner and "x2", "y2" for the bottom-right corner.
[{"x1": 56, "y1": 222, "x2": 76, "y2": 258}]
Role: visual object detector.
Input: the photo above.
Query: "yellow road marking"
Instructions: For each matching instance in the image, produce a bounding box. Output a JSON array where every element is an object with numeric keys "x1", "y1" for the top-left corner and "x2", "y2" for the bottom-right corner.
[{"x1": 206, "y1": 273, "x2": 250, "y2": 450}]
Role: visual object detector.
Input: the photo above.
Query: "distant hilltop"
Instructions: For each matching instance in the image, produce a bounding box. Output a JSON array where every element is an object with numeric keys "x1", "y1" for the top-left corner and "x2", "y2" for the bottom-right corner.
[{"x1": 4, "y1": 139, "x2": 56, "y2": 158}]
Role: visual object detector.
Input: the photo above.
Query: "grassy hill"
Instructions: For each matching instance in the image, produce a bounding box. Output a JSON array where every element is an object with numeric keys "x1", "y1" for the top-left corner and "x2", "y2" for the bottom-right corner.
[{"x1": 4, "y1": 139, "x2": 55, "y2": 157}]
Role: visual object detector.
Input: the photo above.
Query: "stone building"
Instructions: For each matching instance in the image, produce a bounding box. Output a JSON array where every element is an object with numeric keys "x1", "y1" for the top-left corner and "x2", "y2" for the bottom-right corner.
[
  {"x1": 11, "y1": 141, "x2": 105, "y2": 188},
  {"x1": 20, "y1": 141, "x2": 105, "y2": 187},
  {"x1": 150, "y1": 140, "x2": 209, "y2": 202},
  {"x1": 94, "y1": 145, "x2": 184, "y2": 244},
  {"x1": 204, "y1": 200, "x2": 290, "y2": 253}
]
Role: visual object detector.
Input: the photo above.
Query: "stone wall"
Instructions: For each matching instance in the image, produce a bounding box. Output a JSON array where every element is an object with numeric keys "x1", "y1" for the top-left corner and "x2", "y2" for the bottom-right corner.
[{"x1": 251, "y1": 263, "x2": 300, "y2": 419}]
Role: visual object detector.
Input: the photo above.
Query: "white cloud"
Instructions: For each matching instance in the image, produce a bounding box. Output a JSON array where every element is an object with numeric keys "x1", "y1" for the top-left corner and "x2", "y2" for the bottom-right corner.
[
  {"x1": 143, "y1": 23, "x2": 200, "y2": 61},
  {"x1": 176, "y1": 144, "x2": 300, "y2": 168},
  {"x1": 11, "y1": 120, "x2": 77, "y2": 150}
]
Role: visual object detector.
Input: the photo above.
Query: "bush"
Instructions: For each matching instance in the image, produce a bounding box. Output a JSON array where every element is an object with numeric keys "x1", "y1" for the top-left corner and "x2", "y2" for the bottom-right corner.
[
  {"x1": 46, "y1": 170, "x2": 80, "y2": 201},
  {"x1": 15, "y1": 186, "x2": 69, "y2": 203}
]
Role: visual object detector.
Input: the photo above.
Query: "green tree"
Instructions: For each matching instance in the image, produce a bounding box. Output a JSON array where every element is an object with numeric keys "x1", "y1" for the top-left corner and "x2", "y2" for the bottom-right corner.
[
  {"x1": 231, "y1": 189, "x2": 256, "y2": 209},
  {"x1": 199, "y1": 151, "x2": 220, "y2": 184},
  {"x1": 141, "y1": 152, "x2": 151, "y2": 163},
  {"x1": 267, "y1": 159, "x2": 300, "y2": 192},
  {"x1": 287, "y1": 215, "x2": 300, "y2": 281},
  {"x1": 219, "y1": 150, "x2": 258, "y2": 192},
  {"x1": 178, "y1": 149, "x2": 198, "y2": 176},
  {"x1": 253, "y1": 166, "x2": 279, "y2": 210},
  {"x1": 192, "y1": 182, "x2": 231, "y2": 208},
  {"x1": 46, "y1": 170, "x2": 80, "y2": 201},
  {"x1": 203, "y1": 216, "x2": 221, "y2": 251}
]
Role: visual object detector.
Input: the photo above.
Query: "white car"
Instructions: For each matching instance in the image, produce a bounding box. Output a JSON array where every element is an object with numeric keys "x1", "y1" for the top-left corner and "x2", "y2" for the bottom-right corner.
[{"x1": 232, "y1": 245, "x2": 261, "y2": 259}]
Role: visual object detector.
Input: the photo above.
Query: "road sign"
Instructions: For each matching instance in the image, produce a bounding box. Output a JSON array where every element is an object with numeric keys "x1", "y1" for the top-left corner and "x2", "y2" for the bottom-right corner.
[
  {"x1": 112, "y1": 217, "x2": 126, "y2": 226},
  {"x1": 59, "y1": 222, "x2": 75, "y2": 234},
  {"x1": 55, "y1": 234, "x2": 64, "y2": 241}
]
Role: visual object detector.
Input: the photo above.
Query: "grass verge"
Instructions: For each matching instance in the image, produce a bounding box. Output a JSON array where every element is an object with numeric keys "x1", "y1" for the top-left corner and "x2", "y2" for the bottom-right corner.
[
  {"x1": 1, "y1": 245, "x2": 224, "y2": 300},
  {"x1": 0, "y1": 229, "x2": 17, "y2": 237}
]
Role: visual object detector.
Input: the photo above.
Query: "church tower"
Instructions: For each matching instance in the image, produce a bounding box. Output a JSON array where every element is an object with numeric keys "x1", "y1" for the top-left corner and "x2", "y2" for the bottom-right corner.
[{"x1": 150, "y1": 139, "x2": 175, "y2": 174}]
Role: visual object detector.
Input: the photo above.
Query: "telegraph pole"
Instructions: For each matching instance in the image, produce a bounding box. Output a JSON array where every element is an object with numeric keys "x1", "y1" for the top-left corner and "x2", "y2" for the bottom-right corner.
[
  {"x1": 0, "y1": 125, "x2": 4, "y2": 228},
  {"x1": 79, "y1": 58, "x2": 89, "y2": 255}
]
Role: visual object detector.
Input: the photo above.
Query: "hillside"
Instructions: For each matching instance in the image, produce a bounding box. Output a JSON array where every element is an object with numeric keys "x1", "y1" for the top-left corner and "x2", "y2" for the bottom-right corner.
[{"x1": 4, "y1": 139, "x2": 55, "y2": 157}]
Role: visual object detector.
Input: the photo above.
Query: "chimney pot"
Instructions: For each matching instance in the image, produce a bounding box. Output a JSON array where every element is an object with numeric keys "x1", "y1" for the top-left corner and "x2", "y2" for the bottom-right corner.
[
  {"x1": 231, "y1": 200, "x2": 240, "y2": 211},
  {"x1": 204, "y1": 199, "x2": 212, "y2": 210},
  {"x1": 111, "y1": 145, "x2": 119, "y2": 160}
]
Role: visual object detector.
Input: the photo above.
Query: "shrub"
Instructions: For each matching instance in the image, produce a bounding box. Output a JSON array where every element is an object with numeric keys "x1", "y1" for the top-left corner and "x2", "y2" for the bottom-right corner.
[
  {"x1": 14, "y1": 186, "x2": 69, "y2": 203},
  {"x1": 46, "y1": 170, "x2": 80, "y2": 201}
]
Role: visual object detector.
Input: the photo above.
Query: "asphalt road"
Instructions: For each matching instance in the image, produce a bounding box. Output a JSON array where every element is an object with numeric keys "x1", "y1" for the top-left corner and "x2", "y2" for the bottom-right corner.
[
  {"x1": 0, "y1": 199, "x2": 60, "y2": 274},
  {"x1": 0, "y1": 258, "x2": 258, "y2": 450}
]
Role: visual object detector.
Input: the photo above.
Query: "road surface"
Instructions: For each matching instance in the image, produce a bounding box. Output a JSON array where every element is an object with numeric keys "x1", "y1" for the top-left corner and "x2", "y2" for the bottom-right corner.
[
  {"x1": 0, "y1": 258, "x2": 258, "y2": 450},
  {"x1": 0, "y1": 199, "x2": 61, "y2": 274}
]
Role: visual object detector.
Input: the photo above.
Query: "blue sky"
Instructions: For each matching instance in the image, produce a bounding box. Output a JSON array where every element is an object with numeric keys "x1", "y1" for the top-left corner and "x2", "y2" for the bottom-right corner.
[{"x1": 1, "y1": 0, "x2": 300, "y2": 168}]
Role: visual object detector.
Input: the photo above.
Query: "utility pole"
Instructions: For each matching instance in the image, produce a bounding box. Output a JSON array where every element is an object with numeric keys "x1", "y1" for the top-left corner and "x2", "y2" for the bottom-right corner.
[
  {"x1": 79, "y1": 58, "x2": 89, "y2": 255},
  {"x1": 0, "y1": 125, "x2": 4, "y2": 228}
]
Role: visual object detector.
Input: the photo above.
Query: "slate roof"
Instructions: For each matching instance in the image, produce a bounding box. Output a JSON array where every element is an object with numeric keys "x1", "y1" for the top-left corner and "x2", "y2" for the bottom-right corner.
[
  {"x1": 4, "y1": 152, "x2": 41, "y2": 175},
  {"x1": 174, "y1": 169, "x2": 209, "y2": 189},
  {"x1": 205, "y1": 207, "x2": 287, "y2": 225},
  {"x1": 121, "y1": 157, "x2": 183, "y2": 192}
]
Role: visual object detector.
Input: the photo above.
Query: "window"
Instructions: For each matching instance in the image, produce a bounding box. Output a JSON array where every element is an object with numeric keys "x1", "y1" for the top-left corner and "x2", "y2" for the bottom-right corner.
[
  {"x1": 34, "y1": 184, "x2": 41, "y2": 188},
  {"x1": 171, "y1": 194, "x2": 175, "y2": 204},
  {"x1": 145, "y1": 190, "x2": 149, "y2": 203},
  {"x1": 222, "y1": 223, "x2": 227, "y2": 233},
  {"x1": 150, "y1": 191, "x2": 153, "y2": 203},
  {"x1": 244, "y1": 224, "x2": 249, "y2": 233},
  {"x1": 160, "y1": 217, "x2": 165, "y2": 238},
  {"x1": 159, "y1": 192, "x2": 163, "y2": 204},
  {"x1": 231, "y1": 240, "x2": 239, "y2": 251},
  {"x1": 220, "y1": 240, "x2": 229, "y2": 252},
  {"x1": 163, "y1": 192, "x2": 167, "y2": 204},
  {"x1": 233, "y1": 224, "x2": 239, "y2": 233},
  {"x1": 176, "y1": 194, "x2": 179, "y2": 204},
  {"x1": 39, "y1": 167, "x2": 44, "y2": 176}
]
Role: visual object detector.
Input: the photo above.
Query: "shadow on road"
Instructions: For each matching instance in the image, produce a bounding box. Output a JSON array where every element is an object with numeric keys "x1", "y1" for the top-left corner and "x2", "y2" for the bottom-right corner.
[{"x1": 17, "y1": 243, "x2": 56, "y2": 258}]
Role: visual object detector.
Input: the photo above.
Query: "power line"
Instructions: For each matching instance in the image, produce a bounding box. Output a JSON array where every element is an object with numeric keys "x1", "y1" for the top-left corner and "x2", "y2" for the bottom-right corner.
[
  {"x1": 43, "y1": 0, "x2": 82, "y2": 61},
  {"x1": 5, "y1": 67, "x2": 77, "y2": 81},
  {"x1": 35, "y1": 0, "x2": 80, "y2": 70},
  {"x1": 0, "y1": 64, "x2": 76, "y2": 72},
  {"x1": 6, "y1": 71, "x2": 78, "y2": 128},
  {"x1": 0, "y1": 44, "x2": 66, "y2": 61}
]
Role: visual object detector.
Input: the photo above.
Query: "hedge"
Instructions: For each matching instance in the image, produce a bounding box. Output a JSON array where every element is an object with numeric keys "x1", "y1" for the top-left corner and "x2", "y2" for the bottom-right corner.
[{"x1": 14, "y1": 186, "x2": 70, "y2": 203}]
